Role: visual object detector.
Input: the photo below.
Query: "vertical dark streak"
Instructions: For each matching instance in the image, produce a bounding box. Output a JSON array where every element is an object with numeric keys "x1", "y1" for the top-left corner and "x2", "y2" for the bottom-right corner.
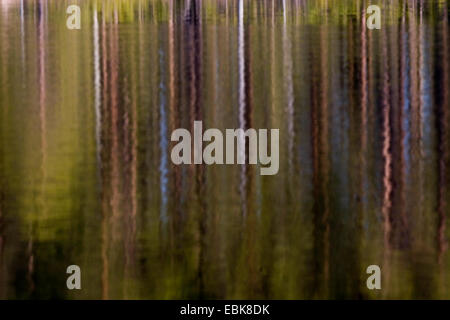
[{"x1": 436, "y1": 1, "x2": 448, "y2": 266}]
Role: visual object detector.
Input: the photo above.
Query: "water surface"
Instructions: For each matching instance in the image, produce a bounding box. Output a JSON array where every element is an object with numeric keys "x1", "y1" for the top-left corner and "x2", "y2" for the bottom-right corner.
[{"x1": 0, "y1": 0, "x2": 449, "y2": 299}]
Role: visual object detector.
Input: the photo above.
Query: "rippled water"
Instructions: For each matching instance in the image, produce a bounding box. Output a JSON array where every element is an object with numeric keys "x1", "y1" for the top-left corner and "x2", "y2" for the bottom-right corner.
[{"x1": 0, "y1": 0, "x2": 449, "y2": 299}]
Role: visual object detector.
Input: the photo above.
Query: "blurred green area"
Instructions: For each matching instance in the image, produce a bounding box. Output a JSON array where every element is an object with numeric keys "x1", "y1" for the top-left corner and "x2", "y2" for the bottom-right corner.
[{"x1": 0, "y1": 0, "x2": 449, "y2": 299}]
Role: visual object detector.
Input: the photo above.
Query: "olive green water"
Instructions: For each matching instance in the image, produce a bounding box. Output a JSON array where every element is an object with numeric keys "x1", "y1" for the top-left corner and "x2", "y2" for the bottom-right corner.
[{"x1": 0, "y1": 0, "x2": 449, "y2": 299}]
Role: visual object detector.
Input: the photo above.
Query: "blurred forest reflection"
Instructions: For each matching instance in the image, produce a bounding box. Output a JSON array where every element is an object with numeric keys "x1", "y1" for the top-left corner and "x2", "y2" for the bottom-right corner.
[{"x1": 0, "y1": 0, "x2": 449, "y2": 299}]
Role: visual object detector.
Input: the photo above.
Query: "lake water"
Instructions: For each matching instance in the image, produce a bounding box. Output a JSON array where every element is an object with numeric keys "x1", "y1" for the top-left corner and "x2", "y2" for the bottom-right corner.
[{"x1": 0, "y1": 0, "x2": 449, "y2": 299}]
